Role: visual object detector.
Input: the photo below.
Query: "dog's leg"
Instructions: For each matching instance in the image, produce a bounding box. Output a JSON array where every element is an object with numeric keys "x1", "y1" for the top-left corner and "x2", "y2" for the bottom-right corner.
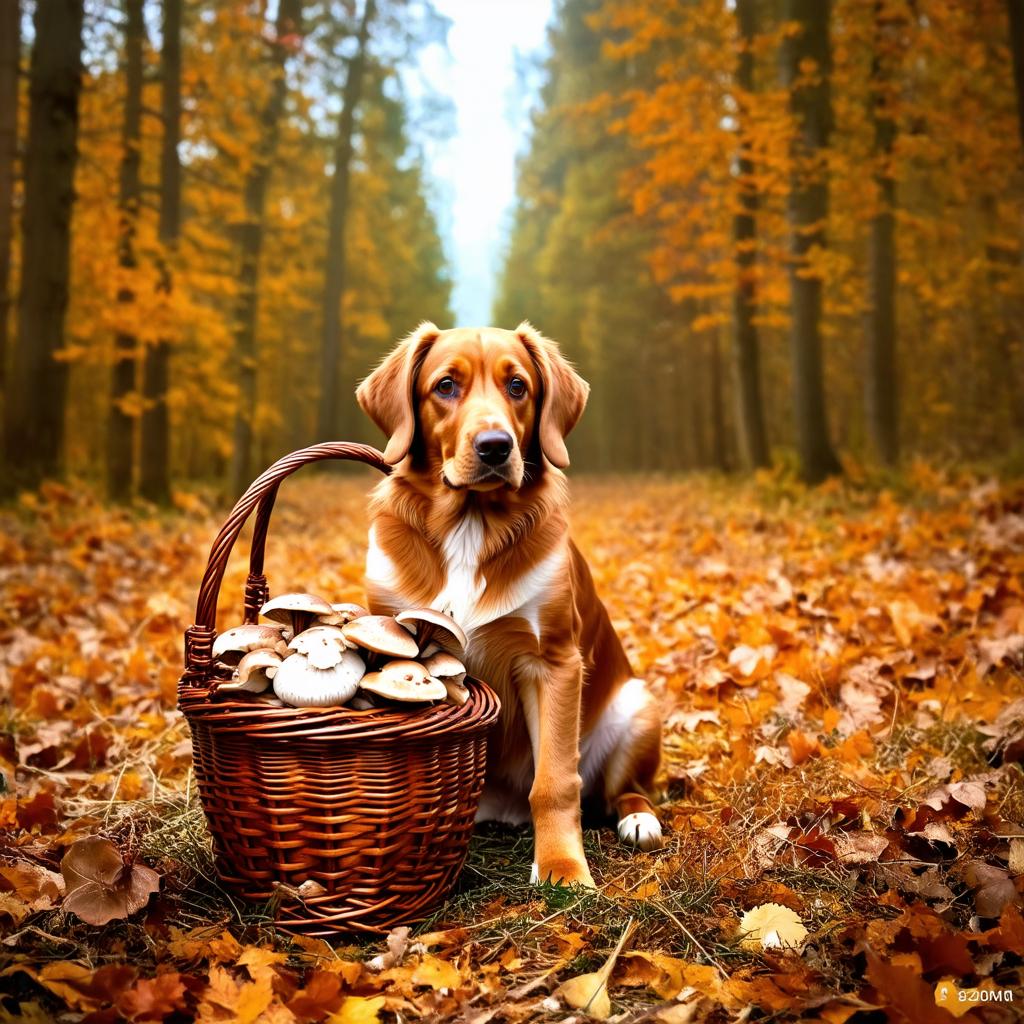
[
  {"x1": 518, "y1": 653, "x2": 595, "y2": 888},
  {"x1": 601, "y1": 680, "x2": 664, "y2": 852}
]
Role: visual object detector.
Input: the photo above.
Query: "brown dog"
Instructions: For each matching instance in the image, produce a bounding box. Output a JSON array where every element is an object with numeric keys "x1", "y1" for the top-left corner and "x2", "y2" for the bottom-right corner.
[{"x1": 357, "y1": 322, "x2": 662, "y2": 886}]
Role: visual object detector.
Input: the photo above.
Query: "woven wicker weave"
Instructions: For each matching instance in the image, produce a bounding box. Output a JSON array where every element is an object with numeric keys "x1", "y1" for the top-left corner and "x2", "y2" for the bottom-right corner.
[{"x1": 178, "y1": 442, "x2": 500, "y2": 936}]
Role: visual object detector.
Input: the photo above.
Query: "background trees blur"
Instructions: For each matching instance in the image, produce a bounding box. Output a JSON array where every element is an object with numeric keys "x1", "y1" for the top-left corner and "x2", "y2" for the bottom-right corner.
[
  {"x1": 0, "y1": 0, "x2": 1021, "y2": 495},
  {"x1": 0, "y1": 0, "x2": 451, "y2": 498},
  {"x1": 497, "y1": 0, "x2": 1024, "y2": 479}
]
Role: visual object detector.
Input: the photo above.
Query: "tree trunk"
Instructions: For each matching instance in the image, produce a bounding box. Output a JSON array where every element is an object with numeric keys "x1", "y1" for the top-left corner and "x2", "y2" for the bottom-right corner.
[
  {"x1": 228, "y1": 0, "x2": 302, "y2": 498},
  {"x1": 1008, "y1": 0, "x2": 1024, "y2": 155},
  {"x1": 0, "y1": 0, "x2": 19, "y2": 394},
  {"x1": 2, "y1": 0, "x2": 83, "y2": 491},
  {"x1": 781, "y1": 0, "x2": 842, "y2": 483},
  {"x1": 708, "y1": 327, "x2": 728, "y2": 471},
  {"x1": 732, "y1": 0, "x2": 770, "y2": 470},
  {"x1": 317, "y1": 0, "x2": 376, "y2": 443},
  {"x1": 864, "y1": 0, "x2": 900, "y2": 466},
  {"x1": 107, "y1": 0, "x2": 145, "y2": 501},
  {"x1": 139, "y1": 0, "x2": 181, "y2": 505}
]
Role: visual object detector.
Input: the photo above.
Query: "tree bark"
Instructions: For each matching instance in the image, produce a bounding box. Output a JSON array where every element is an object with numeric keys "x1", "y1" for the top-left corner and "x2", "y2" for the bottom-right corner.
[
  {"x1": 781, "y1": 0, "x2": 842, "y2": 483},
  {"x1": 732, "y1": 0, "x2": 770, "y2": 470},
  {"x1": 139, "y1": 0, "x2": 181, "y2": 504},
  {"x1": 864, "y1": 0, "x2": 900, "y2": 466},
  {"x1": 0, "y1": 0, "x2": 19, "y2": 394},
  {"x1": 1008, "y1": 0, "x2": 1024, "y2": 155},
  {"x1": 107, "y1": 0, "x2": 145, "y2": 501},
  {"x1": 2, "y1": 0, "x2": 83, "y2": 490},
  {"x1": 228, "y1": 0, "x2": 302, "y2": 497},
  {"x1": 316, "y1": 0, "x2": 376, "y2": 443}
]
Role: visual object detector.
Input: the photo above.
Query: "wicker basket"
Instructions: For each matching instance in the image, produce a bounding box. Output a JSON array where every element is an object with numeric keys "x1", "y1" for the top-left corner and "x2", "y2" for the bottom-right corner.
[{"x1": 177, "y1": 442, "x2": 500, "y2": 936}]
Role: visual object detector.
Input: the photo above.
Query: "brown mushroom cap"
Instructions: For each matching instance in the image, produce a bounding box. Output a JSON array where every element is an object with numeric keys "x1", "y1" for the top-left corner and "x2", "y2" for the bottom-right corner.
[
  {"x1": 359, "y1": 659, "x2": 447, "y2": 702},
  {"x1": 212, "y1": 623, "x2": 289, "y2": 663},
  {"x1": 317, "y1": 602, "x2": 370, "y2": 626},
  {"x1": 441, "y1": 677, "x2": 470, "y2": 706},
  {"x1": 394, "y1": 608, "x2": 467, "y2": 658},
  {"x1": 342, "y1": 615, "x2": 419, "y2": 659},
  {"x1": 260, "y1": 592, "x2": 333, "y2": 633},
  {"x1": 288, "y1": 625, "x2": 348, "y2": 670}
]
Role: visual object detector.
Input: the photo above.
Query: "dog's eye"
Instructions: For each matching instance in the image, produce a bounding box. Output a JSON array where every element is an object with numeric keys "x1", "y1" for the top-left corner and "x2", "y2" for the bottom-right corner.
[
  {"x1": 507, "y1": 377, "x2": 526, "y2": 399},
  {"x1": 434, "y1": 377, "x2": 458, "y2": 398}
]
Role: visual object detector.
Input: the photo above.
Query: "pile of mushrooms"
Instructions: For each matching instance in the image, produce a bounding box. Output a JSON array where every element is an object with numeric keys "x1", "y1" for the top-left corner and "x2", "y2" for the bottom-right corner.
[{"x1": 210, "y1": 593, "x2": 469, "y2": 710}]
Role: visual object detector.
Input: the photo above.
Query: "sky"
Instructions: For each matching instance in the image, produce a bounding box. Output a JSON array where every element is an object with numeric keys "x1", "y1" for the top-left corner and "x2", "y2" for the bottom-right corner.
[{"x1": 412, "y1": 0, "x2": 554, "y2": 327}]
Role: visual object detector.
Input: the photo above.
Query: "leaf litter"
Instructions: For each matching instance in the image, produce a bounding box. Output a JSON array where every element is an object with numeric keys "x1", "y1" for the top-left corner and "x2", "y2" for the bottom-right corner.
[{"x1": 0, "y1": 469, "x2": 1022, "y2": 1021}]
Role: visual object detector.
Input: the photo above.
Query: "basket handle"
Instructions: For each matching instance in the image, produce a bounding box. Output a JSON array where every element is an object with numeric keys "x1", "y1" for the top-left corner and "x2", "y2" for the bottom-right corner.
[{"x1": 182, "y1": 442, "x2": 391, "y2": 681}]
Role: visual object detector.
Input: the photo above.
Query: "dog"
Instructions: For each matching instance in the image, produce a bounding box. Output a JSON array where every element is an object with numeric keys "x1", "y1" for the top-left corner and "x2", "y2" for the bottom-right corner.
[{"x1": 356, "y1": 322, "x2": 663, "y2": 887}]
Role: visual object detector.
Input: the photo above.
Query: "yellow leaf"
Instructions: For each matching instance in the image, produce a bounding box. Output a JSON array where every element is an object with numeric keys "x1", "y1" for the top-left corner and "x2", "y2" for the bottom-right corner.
[
  {"x1": 737, "y1": 903, "x2": 809, "y2": 951},
  {"x1": 326, "y1": 996, "x2": 386, "y2": 1024},
  {"x1": 410, "y1": 954, "x2": 461, "y2": 991},
  {"x1": 559, "y1": 970, "x2": 612, "y2": 1019}
]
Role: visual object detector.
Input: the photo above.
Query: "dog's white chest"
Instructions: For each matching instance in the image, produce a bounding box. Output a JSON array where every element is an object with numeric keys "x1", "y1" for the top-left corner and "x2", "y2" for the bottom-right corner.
[
  {"x1": 435, "y1": 514, "x2": 486, "y2": 628},
  {"x1": 365, "y1": 518, "x2": 564, "y2": 640}
]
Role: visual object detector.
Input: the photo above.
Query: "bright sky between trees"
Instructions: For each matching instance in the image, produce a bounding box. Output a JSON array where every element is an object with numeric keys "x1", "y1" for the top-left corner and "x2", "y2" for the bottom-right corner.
[{"x1": 416, "y1": 0, "x2": 553, "y2": 327}]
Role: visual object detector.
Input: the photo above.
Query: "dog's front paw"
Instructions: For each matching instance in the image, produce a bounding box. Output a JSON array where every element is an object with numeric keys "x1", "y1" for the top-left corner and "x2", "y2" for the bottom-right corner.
[
  {"x1": 531, "y1": 857, "x2": 596, "y2": 889},
  {"x1": 618, "y1": 811, "x2": 664, "y2": 852}
]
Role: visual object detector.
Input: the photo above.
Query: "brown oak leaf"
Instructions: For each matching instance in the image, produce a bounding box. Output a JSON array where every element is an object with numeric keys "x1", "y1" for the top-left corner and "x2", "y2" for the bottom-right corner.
[{"x1": 60, "y1": 836, "x2": 160, "y2": 926}]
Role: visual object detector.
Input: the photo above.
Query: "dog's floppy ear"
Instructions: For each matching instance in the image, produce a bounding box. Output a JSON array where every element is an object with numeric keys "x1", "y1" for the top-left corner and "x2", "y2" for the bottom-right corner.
[
  {"x1": 356, "y1": 322, "x2": 441, "y2": 464},
  {"x1": 515, "y1": 322, "x2": 589, "y2": 469}
]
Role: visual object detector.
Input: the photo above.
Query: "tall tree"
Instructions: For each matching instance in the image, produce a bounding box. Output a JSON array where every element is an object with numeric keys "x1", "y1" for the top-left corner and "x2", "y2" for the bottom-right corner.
[
  {"x1": 781, "y1": 0, "x2": 842, "y2": 482},
  {"x1": 732, "y1": 0, "x2": 770, "y2": 469},
  {"x1": 316, "y1": 0, "x2": 376, "y2": 443},
  {"x1": 107, "y1": 0, "x2": 145, "y2": 500},
  {"x1": 0, "y1": 0, "x2": 18, "y2": 393},
  {"x1": 228, "y1": 0, "x2": 302, "y2": 497},
  {"x1": 1008, "y1": 0, "x2": 1024, "y2": 155},
  {"x1": 2, "y1": 0, "x2": 84, "y2": 490},
  {"x1": 139, "y1": 0, "x2": 182, "y2": 504},
  {"x1": 864, "y1": 0, "x2": 901, "y2": 466}
]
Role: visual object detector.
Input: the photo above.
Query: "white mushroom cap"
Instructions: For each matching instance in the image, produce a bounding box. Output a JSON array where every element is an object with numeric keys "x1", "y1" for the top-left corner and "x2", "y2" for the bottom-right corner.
[
  {"x1": 272, "y1": 649, "x2": 366, "y2": 707},
  {"x1": 317, "y1": 602, "x2": 369, "y2": 626},
  {"x1": 288, "y1": 625, "x2": 349, "y2": 669},
  {"x1": 261, "y1": 592, "x2": 333, "y2": 633},
  {"x1": 342, "y1": 615, "x2": 419, "y2": 659},
  {"x1": 359, "y1": 659, "x2": 447, "y2": 702},
  {"x1": 212, "y1": 623, "x2": 289, "y2": 662},
  {"x1": 422, "y1": 651, "x2": 466, "y2": 680},
  {"x1": 217, "y1": 648, "x2": 281, "y2": 694},
  {"x1": 394, "y1": 608, "x2": 467, "y2": 659}
]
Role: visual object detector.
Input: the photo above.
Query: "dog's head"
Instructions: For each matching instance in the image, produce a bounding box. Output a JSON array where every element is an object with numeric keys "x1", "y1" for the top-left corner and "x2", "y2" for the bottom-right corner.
[{"x1": 356, "y1": 322, "x2": 589, "y2": 490}]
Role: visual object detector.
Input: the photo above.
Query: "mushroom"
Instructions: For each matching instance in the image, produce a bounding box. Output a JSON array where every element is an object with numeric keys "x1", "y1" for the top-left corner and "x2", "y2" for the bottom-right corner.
[
  {"x1": 288, "y1": 625, "x2": 350, "y2": 669},
  {"x1": 347, "y1": 695, "x2": 376, "y2": 711},
  {"x1": 342, "y1": 615, "x2": 419, "y2": 661},
  {"x1": 359, "y1": 659, "x2": 447, "y2": 702},
  {"x1": 260, "y1": 592, "x2": 334, "y2": 635},
  {"x1": 272, "y1": 649, "x2": 366, "y2": 707},
  {"x1": 212, "y1": 623, "x2": 289, "y2": 666},
  {"x1": 216, "y1": 647, "x2": 282, "y2": 694},
  {"x1": 394, "y1": 608, "x2": 467, "y2": 659},
  {"x1": 317, "y1": 602, "x2": 370, "y2": 626},
  {"x1": 423, "y1": 651, "x2": 469, "y2": 706}
]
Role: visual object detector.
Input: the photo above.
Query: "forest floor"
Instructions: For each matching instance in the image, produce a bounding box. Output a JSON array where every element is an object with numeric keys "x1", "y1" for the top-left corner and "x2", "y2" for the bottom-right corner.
[{"x1": 0, "y1": 467, "x2": 1023, "y2": 1023}]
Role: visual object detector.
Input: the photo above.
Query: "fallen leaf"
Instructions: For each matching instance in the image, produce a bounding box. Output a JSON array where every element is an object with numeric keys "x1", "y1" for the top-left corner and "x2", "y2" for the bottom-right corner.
[
  {"x1": 962, "y1": 861, "x2": 1020, "y2": 918},
  {"x1": 326, "y1": 996, "x2": 386, "y2": 1024},
  {"x1": 557, "y1": 919, "x2": 636, "y2": 1020},
  {"x1": 61, "y1": 836, "x2": 160, "y2": 926},
  {"x1": 737, "y1": 903, "x2": 808, "y2": 951}
]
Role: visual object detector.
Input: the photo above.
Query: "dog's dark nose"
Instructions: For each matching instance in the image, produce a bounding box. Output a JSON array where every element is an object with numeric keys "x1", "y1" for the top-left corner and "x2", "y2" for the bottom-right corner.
[{"x1": 473, "y1": 429, "x2": 514, "y2": 466}]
